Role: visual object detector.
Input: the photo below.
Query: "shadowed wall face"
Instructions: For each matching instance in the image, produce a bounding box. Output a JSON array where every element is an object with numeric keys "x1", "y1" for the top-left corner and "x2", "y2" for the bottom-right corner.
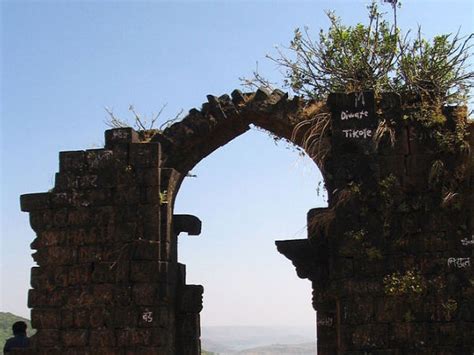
[
  {"x1": 279, "y1": 92, "x2": 474, "y2": 354},
  {"x1": 20, "y1": 90, "x2": 473, "y2": 354}
]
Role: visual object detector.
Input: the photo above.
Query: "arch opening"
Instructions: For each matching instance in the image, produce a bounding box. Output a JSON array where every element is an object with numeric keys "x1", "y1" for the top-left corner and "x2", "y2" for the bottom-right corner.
[{"x1": 174, "y1": 128, "x2": 326, "y2": 353}]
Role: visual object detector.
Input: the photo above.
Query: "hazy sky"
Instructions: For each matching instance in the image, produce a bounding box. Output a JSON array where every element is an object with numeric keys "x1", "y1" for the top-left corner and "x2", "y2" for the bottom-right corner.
[{"x1": 1, "y1": 0, "x2": 473, "y2": 330}]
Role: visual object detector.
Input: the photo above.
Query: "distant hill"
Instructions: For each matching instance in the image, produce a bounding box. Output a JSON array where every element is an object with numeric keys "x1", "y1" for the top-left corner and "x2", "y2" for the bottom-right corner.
[
  {"x1": 201, "y1": 326, "x2": 315, "y2": 353},
  {"x1": 201, "y1": 326, "x2": 316, "y2": 354},
  {"x1": 2, "y1": 314, "x2": 314, "y2": 355},
  {"x1": 236, "y1": 342, "x2": 316, "y2": 354},
  {"x1": 201, "y1": 342, "x2": 316, "y2": 355},
  {"x1": 0, "y1": 312, "x2": 35, "y2": 348}
]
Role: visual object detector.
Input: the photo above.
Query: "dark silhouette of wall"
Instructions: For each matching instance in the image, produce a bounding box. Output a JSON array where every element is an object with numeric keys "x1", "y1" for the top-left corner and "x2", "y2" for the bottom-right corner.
[{"x1": 20, "y1": 90, "x2": 473, "y2": 354}]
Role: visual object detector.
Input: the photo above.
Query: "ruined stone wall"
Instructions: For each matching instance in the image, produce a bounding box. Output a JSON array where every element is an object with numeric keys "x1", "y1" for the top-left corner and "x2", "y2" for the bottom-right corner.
[
  {"x1": 19, "y1": 89, "x2": 306, "y2": 355},
  {"x1": 278, "y1": 92, "x2": 474, "y2": 354},
  {"x1": 20, "y1": 89, "x2": 473, "y2": 354},
  {"x1": 20, "y1": 129, "x2": 179, "y2": 354}
]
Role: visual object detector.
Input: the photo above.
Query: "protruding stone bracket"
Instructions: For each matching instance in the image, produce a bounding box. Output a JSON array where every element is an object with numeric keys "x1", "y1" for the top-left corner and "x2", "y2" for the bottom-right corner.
[
  {"x1": 276, "y1": 239, "x2": 317, "y2": 280},
  {"x1": 173, "y1": 214, "x2": 202, "y2": 236},
  {"x1": 179, "y1": 285, "x2": 204, "y2": 313}
]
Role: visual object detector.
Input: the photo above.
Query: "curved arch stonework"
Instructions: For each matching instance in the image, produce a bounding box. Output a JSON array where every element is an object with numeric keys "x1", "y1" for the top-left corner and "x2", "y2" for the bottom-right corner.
[{"x1": 20, "y1": 89, "x2": 473, "y2": 354}]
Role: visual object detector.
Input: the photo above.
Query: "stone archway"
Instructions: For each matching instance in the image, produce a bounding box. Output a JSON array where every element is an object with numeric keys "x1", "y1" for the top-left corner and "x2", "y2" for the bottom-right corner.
[
  {"x1": 151, "y1": 89, "x2": 327, "y2": 353},
  {"x1": 20, "y1": 89, "x2": 473, "y2": 354}
]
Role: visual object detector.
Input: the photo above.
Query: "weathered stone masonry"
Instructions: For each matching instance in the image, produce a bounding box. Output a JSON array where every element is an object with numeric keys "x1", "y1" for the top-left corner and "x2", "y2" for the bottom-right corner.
[{"x1": 20, "y1": 89, "x2": 473, "y2": 354}]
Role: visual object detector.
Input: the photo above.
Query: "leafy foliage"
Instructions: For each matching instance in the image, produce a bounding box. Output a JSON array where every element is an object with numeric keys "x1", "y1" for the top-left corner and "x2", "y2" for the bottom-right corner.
[
  {"x1": 398, "y1": 29, "x2": 474, "y2": 105},
  {"x1": 244, "y1": 1, "x2": 474, "y2": 108},
  {"x1": 384, "y1": 270, "x2": 425, "y2": 296}
]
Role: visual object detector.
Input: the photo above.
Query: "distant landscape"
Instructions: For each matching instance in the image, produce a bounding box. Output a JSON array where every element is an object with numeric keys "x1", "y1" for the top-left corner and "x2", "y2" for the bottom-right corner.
[
  {"x1": 1, "y1": 313, "x2": 316, "y2": 354},
  {"x1": 201, "y1": 342, "x2": 316, "y2": 355},
  {"x1": 201, "y1": 326, "x2": 316, "y2": 354}
]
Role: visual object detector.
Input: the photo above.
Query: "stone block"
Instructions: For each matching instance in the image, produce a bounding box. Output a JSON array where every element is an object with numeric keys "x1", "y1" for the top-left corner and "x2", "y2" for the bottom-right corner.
[
  {"x1": 156, "y1": 306, "x2": 171, "y2": 328},
  {"x1": 405, "y1": 154, "x2": 433, "y2": 177},
  {"x1": 417, "y1": 254, "x2": 446, "y2": 274},
  {"x1": 132, "y1": 284, "x2": 157, "y2": 306},
  {"x1": 90, "y1": 329, "x2": 116, "y2": 347},
  {"x1": 51, "y1": 208, "x2": 69, "y2": 228},
  {"x1": 135, "y1": 167, "x2": 160, "y2": 187},
  {"x1": 61, "y1": 329, "x2": 89, "y2": 347},
  {"x1": 62, "y1": 348, "x2": 93, "y2": 355},
  {"x1": 377, "y1": 127, "x2": 410, "y2": 157},
  {"x1": 91, "y1": 262, "x2": 117, "y2": 283},
  {"x1": 332, "y1": 257, "x2": 354, "y2": 279},
  {"x1": 83, "y1": 189, "x2": 114, "y2": 207},
  {"x1": 30, "y1": 266, "x2": 69, "y2": 290},
  {"x1": 31, "y1": 230, "x2": 65, "y2": 249},
  {"x1": 378, "y1": 156, "x2": 406, "y2": 177},
  {"x1": 92, "y1": 284, "x2": 116, "y2": 305},
  {"x1": 125, "y1": 347, "x2": 167, "y2": 355},
  {"x1": 176, "y1": 314, "x2": 199, "y2": 338},
  {"x1": 80, "y1": 174, "x2": 104, "y2": 190},
  {"x1": 59, "y1": 150, "x2": 86, "y2": 173},
  {"x1": 78, "y1": 246, "x2": 104, "y2": 263},
  {"x1": 89, "y1": 307, "x2": 114, "y2": 329},
  {"x1": 156, "y1": 283, "x2": 173, "y2": 303},
  {"x1": 68, "y1": 227, "x2": 103, "y2": 246},
  {"x1": 407, "y1": 127, "x2": 437, "y2": 156},
  {"x1": 130, "y1": 261, "x2": 162, "y2": 283},
  {"x1": 116, "y1": 167, "x2": 137, "y2": 187},
  {"x1": 136, "y1": 307, "x2": 157, "y2": 328},
  {"x1": 437, "y1": 323, "x2": 459, "y2": 346},
  {"x1": 90, "y1": 347, "x2": 120, "y2": 355},
  {"x1": 179, "y1": 285, "x2": 204, "y2": 313},
  {"x1": 55, "y1": 172, "x2": 108, "y2": 191},
  {"x1": 31, "y1": 309, "x2": 60, "y2": 329},
  {"x1": 129, "y1": 143, "x2": 160, "y2": 168},
  {"x1": 67, "y1": 207, "x2": 109, "y2": 227},
  {"x1": 105, "y1": 128, "x2": 140, "y2": 147},
  {"x1": 131, "y1": 241, "x2": 160, "y2": 260},
  {"x1": 115, "y1": 205, "x2": 141, "y2": 223},
  {"x1": 342, "y1": 297, "x2": 375, "y2": 324},
  {"x1": 231, "y1": 89, "x2": 246, "y2": 105},
  {"x1": 60, "y1": 288, "x2": 86, "y2": 307},
  {"x1": 60, "y1": 308, "x2": 74, "y2": 329},
  {"x1": 351, "y1": 323, "x2": 388, "y2": 348},
  {"x1": 339, "y1": 280, "x2": 367, "y2": 296},
  {"x1": 35, "y1": 329, "x2": 60, "y2": 347},
  {"x1": 54, "y1": 173, "x2": 78, "y2": 191},
  {"x1": 353, "y1": 257, "x2": 384, "y2": 277},
  {"x1": 140, "y1": 186, "x2": 162, "y2": 204},
  {"x1": 20, "y1": 193, "x2": 51, "y2": 212},
  {"x1": 151, "y1": 327, "x2": 172, "y2": 347},
  {"x1": 114, "y1": 186, "x2": 141, "y2": 205},
  {"x1": 30, "y1": 267, "x2": 47, "y2": 289},
  {"x1": 112, "y1": 307, "x2": 138, "y2": 328},
  {"x1": 29, "y1": 210, "x2": 54, "y2": 232},
  {"x1": 33, "y1": 246, "x2": 77, "y2": 266},
  {"x1": 159, "y1": 241, "x2": 172, "y2": 261},
  {"x1": 112, "y1": 222, "x2": 138, "y2": 243},
  {"x1": 116, "y1": 328, "x2": 152, "y2": 347},
  {"x1": 85, "y1": 149, "x2": 115, "y2": 170},
  {"x1": 458, "y1": 300, "x2": 474, "y2": 322},
  {"x1": 173, "y1": 214, "x2": 202, "y2": 236},
  {"x1": 68, "y1": 264, "x2": 92, "y2": 285},
  {"x1": 73, "y1": 308, "x2": 90, "y2": 328},
  {"x1": 51, "y1": 191, "x2": 83, "y2": 208}
]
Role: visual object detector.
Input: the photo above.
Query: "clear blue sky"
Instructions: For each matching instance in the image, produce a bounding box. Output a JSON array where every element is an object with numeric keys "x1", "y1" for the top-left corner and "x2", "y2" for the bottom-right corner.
[{"x1": 1, "y1": 0, "x2": 473, "y2": 329}]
